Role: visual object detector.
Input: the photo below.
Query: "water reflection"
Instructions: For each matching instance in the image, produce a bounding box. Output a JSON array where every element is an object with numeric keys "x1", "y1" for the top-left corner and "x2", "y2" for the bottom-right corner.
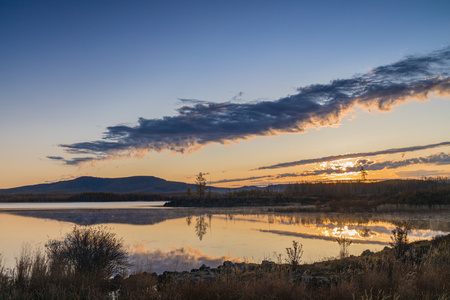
[
  {"x1": 3, "y1": 208, "x2": 192, "y2": 226},
  {"x1": 129, "y1": 244, "x2": 243, "y2": 274},
  {"x1": 186, "y1": 215, "x2": 210, "y2": 241},
  {"x1": 194, "y1": 216, "x2": 208, "y2": 241},
  {"x1": 1, "y1": 206, "x2": 449, "y2": 274}
]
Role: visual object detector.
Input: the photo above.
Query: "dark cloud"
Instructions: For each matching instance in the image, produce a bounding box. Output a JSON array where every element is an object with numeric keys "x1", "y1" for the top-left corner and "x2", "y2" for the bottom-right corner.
[
  {"x1": 48, "y1": 155, "x2": 99, "y2": 166},
  {"x1": 55, "y1": 47, "x2": 450, "y2": 165},
  {"x1": 258, "y1": 141, "x2": 450, "y2": 170},
  {"x1": 54, "y1": 156, "x2": 98, "y2": 166},
  {"x1": 47, "y1": 156, "x2": 64, "y2": 161},
  {"x1": 213, "y1": 175, "x2": 273, "y2": 184},
  {"x1": 178, "y1": 98, "x2": 209, "y2": 105},
  {"x1": 231, "y1": 91, "x2": 244, "y2": 102},
  {"x1": 359, "y1": 152, "x2": 450, "y2": 171}
]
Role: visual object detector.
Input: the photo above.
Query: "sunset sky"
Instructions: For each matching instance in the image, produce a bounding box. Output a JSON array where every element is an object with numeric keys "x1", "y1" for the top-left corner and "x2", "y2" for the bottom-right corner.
[{"x1": 1, "y1": 1, "x2": 450, "y2": 189}]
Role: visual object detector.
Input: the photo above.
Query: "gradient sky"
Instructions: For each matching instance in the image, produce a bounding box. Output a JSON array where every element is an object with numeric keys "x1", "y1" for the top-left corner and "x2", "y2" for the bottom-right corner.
[{"x1": 1, "y1": 0, "x2": 450, "y2": 189}]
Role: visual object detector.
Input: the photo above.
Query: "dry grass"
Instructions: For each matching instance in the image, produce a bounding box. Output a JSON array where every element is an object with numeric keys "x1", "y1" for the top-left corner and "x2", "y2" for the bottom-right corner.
[{"x1": 0, "y1": 234, "x2": 449, "y2": 299}]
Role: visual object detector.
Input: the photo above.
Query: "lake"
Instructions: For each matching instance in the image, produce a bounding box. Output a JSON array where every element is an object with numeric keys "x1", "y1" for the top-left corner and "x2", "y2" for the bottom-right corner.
[{"x1": 1, "y1": 202, "x2": 449, "y2": 274}]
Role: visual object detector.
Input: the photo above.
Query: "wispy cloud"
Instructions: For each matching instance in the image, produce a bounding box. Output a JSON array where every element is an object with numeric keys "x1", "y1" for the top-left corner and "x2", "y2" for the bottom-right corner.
[
  {"x1": 54, "y1": 47, "x2": 450, "y2": 165},
  {"x1": 285, "y1": 152, "x2": 450, "y2": 178},
  {"x1": 396, "y1": 169, "x2": 450, "y2": 178},
  {"x1": 257, "y1": 141, "x2": 450, "y2": 170},
  {"x1": 47, "y1": 156, "x2": 64, "y2": 161},
  {"x1": 214, "y1": 152, "x2": 450, "y2": 184}
]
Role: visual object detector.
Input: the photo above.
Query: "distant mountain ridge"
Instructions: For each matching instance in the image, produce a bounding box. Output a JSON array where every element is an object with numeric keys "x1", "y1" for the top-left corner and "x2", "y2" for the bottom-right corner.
[{"x1": 0, "y1": 176, "x2": 221, "y2": 194}]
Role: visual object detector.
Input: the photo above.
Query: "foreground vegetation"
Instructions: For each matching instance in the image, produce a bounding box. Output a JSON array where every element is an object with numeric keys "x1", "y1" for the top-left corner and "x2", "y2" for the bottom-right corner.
[{"x1": 0, "y1": 225, "x2": 449, "y2": 299}]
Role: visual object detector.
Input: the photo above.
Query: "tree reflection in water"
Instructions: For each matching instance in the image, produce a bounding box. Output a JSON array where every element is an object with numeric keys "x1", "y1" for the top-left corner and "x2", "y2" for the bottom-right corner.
[{"x1": 195, "y1": 216, "x2": 208, "y2": 241}]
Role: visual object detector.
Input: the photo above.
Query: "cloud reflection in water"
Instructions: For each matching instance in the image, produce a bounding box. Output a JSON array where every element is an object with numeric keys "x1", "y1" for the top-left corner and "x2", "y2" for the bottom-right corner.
[{"x1": 127, "y1": 243, "x2": 247, "y2": 274}]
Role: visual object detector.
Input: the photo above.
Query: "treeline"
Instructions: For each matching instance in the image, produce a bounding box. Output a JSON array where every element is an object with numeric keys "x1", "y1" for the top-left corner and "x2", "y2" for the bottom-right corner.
[
  {"x1": 0, "y1": 192, "x2": 169, "y2": 203},
  {"x1": 167, "y1": 177, "x2": 450, "y2": 209},
  {"x1": 235, "y1": 177, "x2": 450, "y2": 199}
]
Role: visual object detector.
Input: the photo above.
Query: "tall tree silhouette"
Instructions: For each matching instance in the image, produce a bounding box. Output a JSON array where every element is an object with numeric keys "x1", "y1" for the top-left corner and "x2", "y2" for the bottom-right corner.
[
  {"x1": 360, "y1": 166, "x2": 368, "y2": 181},
  {"x1": 195, "y1": 172, "x2": 207, "y2": 198}
]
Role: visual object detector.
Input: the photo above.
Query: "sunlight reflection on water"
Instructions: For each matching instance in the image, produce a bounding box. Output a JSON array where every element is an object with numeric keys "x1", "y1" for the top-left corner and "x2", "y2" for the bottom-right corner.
[{"x1": 0, "y1": 205, "x2": 449, "y2": 274}]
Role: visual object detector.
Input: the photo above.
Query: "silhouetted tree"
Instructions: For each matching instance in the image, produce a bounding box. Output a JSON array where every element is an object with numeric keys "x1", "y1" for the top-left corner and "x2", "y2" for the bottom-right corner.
[
  {"x1": 186, "y1": 186, "x2": 192, "y2": 197},
  {"x1": 360, "y1": 166, "x2": 368, "y2": 181},
  {"x1": 195, "y1": 172, "x2": 207, "y2": 198}
]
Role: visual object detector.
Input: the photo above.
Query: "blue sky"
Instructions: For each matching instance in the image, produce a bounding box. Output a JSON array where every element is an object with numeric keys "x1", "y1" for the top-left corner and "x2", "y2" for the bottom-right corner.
[{"x1": 1, "y1": 1, "x2": 450, "y2": 188}]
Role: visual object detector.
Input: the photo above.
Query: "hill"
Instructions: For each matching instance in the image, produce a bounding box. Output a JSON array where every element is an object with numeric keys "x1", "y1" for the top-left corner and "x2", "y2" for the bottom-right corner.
[{"x1": 0, "y1": 176, "x2": 201, "y2": 194}]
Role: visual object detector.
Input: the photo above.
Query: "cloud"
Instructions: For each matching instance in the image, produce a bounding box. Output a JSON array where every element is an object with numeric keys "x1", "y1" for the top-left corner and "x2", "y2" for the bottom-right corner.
[
  {"x1": 359, "y1": 152, "x2": 450, "y2": 171},
  {"x1": 294, "y1": 152, "x2": 450, "y2": 177},
  {"x1": 178, "y1": 98, "x2": 209, "y2": 105},
  {"x1": 47, "y1": 156, "x2": 64, "y2": 161},
  {"x1": 257, "y1": 141, "x2": 450, "y2": 170},
  {"x1": 215, "y1": 152, "x2": 450, "y2": 184},
  {"x1": 213, "y1": 175, "x2": 273, "y2": 184},
  {"x1": 55, "y1": 47, "x2": 450, "y2": 165},
  {"x1": 231, "y1": 91, "x2": 244, "y2": 102},
  {"x1": 396, "y1": 169, "x2": 450, "y2": 178}
]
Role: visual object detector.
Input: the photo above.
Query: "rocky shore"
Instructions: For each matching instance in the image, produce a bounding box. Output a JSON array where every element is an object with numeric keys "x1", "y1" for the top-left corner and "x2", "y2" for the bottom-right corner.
[{"x1": 155, "y1": 260, "x2": 332, "y2": 286}]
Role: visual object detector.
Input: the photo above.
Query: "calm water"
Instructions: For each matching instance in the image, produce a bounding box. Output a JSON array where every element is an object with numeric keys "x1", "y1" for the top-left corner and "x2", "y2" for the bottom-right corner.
[{"x1": 1, "y1": 202, "x2": 449, "y2": 274}]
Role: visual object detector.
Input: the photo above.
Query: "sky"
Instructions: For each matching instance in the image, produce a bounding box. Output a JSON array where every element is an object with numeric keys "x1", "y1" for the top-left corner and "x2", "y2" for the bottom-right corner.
[{"x1": 1, "y1": 0, "x2": 450, "y2": 189}]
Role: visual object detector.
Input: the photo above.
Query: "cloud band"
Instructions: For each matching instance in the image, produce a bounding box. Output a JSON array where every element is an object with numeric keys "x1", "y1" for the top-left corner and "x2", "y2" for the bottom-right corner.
[{"x1": 54, "y1": 47, "x2": 450, "y2": 165}]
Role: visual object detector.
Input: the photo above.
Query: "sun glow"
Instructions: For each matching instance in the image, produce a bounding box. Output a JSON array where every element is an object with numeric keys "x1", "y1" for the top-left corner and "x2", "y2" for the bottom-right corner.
[
  {"x1": 320, "y1": 159, "x2": 357, "y2": 172},
  {"x1": 323, "y1": 226, "x2": 366, "y2": 239}
]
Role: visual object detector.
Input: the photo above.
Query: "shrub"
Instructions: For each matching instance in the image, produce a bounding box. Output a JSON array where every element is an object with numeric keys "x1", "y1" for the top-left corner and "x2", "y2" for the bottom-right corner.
[
  {"x1": 390, "y1": 222, "x2": 411, "y2": 259},
  {"x1": 335, "y1": 236, "x2": 352, "y2": 259},
  {"x1": 285, "y1": 240, "x2": 303, "y2": 266},
  {"x1": 46, "y1": 225, "x2": 129, "y2": 279}
]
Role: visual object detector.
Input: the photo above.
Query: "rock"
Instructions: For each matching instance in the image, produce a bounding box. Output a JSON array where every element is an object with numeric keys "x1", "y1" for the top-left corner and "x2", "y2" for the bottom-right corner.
[
  {"x1": 222, "y1": 261, "x2": 235, "y2": 273},
  {"x1": 361, "y1": 249, "x2": 373, "y2": 256}
]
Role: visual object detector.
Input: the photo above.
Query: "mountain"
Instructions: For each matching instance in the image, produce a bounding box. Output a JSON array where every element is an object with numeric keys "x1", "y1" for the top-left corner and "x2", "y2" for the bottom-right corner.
[{"x1": 0, "y1": 176, "x2": 199, "y2": 194}]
